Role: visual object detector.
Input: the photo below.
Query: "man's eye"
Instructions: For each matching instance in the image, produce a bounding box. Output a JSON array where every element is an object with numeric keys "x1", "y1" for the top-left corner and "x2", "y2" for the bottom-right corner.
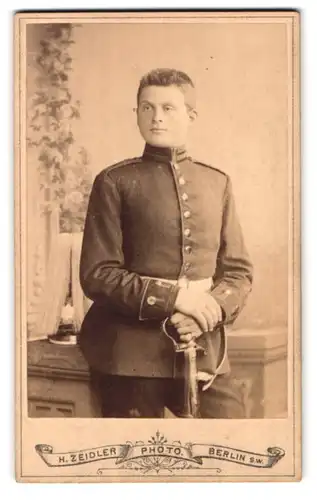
[
  {"x1": 164, "y1": 106, "x2": 173, "y2": 112},
  {"x1": 142, "y1": 105, "x2": 151, "y2": 111}
]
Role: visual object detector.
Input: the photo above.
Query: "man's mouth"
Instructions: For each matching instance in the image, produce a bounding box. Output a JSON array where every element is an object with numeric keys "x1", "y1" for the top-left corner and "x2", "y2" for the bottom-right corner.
[{"x1": 150, "y1": 128, "x2": 167, "y2": 132}]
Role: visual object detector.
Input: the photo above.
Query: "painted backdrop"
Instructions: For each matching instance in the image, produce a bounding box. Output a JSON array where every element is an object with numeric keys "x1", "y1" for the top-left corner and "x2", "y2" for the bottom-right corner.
[{"x1": 27, "y1": 21, "x2": 290, "y2": 330}]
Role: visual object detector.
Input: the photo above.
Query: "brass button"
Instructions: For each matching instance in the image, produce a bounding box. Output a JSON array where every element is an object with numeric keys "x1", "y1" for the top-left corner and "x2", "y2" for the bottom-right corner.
[
  {"x1": 185, "y1": 245, "x2": 192, "y2": 254},
  {"x1": 184, "y1": 262, "x2": 191, "y2": 270},
  {"x1": 184, "y1": 210, "x2": 191, "y2": 219},
  {"x1": 182, "y1": 193, "x2": 189, "y2": 201},
  {"x1": 174, "y1": 163, "x2": 180, "y2": 171},
  {"x1": 179, "y1": 177, "x2": 186, "y2": 185},
  {"x1": 147, "y1": 296, "x2": 157, "y2": 305},
  {"x1": 184, "y1": 228, "x2": 191, "y2": 237}
]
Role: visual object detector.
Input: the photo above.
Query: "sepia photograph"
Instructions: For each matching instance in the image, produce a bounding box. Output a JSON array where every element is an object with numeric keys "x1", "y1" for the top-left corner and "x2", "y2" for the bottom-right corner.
[{"x1": 15, "y1": 11, "x2": 300, "y2": 482}]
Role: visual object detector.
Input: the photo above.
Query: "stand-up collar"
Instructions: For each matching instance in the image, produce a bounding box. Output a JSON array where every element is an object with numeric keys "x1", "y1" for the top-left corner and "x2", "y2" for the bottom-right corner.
[{"x1": 142, "y1": 143, "x2": 189, "y2": 164}]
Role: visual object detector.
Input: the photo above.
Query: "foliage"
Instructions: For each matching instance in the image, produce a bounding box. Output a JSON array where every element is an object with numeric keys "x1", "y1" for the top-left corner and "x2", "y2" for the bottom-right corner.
[
  {"x1": 27, "y1": 23, "x2": 92, "y2": 232},
  {"x1": 59, "y1": 147, "x2": 92, "y2": 232}
]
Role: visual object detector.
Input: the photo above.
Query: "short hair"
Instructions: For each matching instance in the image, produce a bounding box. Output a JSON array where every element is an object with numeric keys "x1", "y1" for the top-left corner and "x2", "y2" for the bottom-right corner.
[{"x1": 137, "y1": 68, "x2": 196, "y2": 109}]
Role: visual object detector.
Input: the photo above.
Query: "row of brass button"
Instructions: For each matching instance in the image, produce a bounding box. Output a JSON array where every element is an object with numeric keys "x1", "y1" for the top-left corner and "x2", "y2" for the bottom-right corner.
[{"x1": 173, "y1": 162, "x2": 192, "y2": 272}]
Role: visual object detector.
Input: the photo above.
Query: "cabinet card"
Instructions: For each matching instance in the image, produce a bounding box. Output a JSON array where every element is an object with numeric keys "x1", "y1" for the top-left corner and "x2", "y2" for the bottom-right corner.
[{"x1": 15, "y1": 10, "x2": 301, "y2": 482}]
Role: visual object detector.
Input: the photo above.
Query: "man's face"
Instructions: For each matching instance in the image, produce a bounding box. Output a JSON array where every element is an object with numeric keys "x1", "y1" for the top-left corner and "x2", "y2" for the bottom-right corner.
[{"x1": 137, "y1": 85, "x2": 196, "y2": 148}]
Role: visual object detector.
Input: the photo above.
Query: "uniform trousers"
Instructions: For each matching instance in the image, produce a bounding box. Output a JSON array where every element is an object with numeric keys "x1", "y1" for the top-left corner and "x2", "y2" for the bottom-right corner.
[{"x1": 90, "y1": 371, "x2": 245, "y2": 418}]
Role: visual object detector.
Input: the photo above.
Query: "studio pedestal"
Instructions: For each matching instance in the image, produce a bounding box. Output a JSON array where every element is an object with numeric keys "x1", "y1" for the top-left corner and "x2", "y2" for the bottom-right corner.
[{"x1": 228, "y1": 327, "x2": 288, "y2": 418}]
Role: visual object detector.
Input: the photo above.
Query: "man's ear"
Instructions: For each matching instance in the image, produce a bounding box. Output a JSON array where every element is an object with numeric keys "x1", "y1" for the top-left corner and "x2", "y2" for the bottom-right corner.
[
  {"x1": 134, "y1": 107, "x2": 140, "y2": 126},
  {"x1": 188, "y1": 108, "x2": 198, "y2": 122}
]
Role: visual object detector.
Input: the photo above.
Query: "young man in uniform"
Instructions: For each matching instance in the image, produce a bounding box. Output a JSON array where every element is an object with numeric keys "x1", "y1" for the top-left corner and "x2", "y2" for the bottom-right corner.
[{"x1": 79, "y1": 68, "x2": 253, "y2": 418}]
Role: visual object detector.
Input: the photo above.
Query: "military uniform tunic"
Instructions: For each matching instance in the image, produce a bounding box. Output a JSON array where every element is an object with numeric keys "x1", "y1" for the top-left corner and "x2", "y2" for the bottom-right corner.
[{"x1": 79, "y1": 143, "x2": 253, "y2": 379}]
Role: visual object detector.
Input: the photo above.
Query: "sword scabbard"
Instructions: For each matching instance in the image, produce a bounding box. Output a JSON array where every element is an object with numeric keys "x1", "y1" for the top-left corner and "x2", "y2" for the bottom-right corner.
[{"x1": 184, "y1": 346, "x2": 199, "y2": 418}]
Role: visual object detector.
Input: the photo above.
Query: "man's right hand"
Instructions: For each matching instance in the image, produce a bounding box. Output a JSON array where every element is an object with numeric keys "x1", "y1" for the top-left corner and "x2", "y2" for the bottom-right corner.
[
  {"x1": 170, "y1": 312, "x2": 203, "y2": 344},
  {"x1": 174, "y1": 287, "x2": 222, "y2": 332}
]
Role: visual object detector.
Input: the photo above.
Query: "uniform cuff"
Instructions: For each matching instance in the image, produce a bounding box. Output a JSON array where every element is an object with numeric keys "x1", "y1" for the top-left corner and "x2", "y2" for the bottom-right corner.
[
  {"x1": 210, "y1": 287, "x2": 239, "y2": 324},
  {"x1": 139, "y1": 279, "x2": 179, "y2": 321}
]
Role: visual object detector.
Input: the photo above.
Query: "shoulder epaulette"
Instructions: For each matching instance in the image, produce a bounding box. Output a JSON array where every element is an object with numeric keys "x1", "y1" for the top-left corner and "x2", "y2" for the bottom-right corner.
[
  {"x1": 192, "y1": 160, "x2": 228, "y2": 177},
  {"x1": 105, "y1": 157, "x2": 143, "y2": 173}
]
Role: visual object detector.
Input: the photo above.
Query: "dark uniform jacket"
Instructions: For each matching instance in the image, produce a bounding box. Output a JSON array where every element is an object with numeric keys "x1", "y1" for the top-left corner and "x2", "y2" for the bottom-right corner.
[{"x1": 79, "y1": 143, "x2": 253, "y2": 378}]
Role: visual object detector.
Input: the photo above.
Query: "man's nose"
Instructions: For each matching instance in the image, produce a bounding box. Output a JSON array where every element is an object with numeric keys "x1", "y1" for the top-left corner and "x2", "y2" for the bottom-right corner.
[{"x1": 152, "y1": 108, "x2": 163, "y2": 122}]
